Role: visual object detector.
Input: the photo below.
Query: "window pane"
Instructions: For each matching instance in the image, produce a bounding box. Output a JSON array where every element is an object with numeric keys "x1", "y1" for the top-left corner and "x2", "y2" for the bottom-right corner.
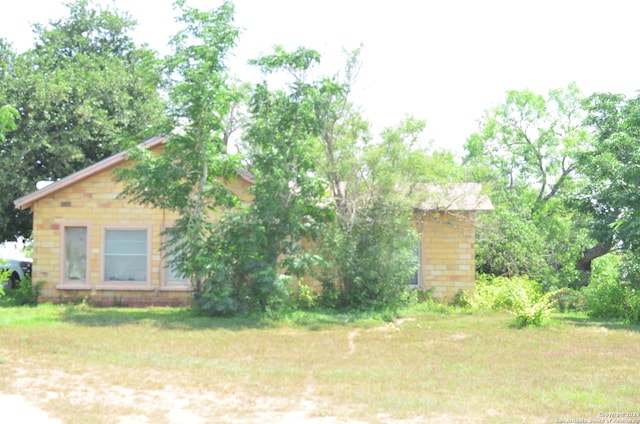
[
  {"x1": 105, "y1": 229, "x2": 147, "y2": 255},
  {"x1": 65, "y1": 227, "x2": 87, "y2": 282},
  {"x1": 408, "y1": 242, "x2": 421, "y2": 287},
  {"x1": 105, "y1": 229, "x2": 147, "y2": 282}
]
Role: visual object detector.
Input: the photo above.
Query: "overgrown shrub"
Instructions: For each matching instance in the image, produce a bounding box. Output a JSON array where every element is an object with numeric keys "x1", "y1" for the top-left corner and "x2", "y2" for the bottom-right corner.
[
  {"x1": 512, "y1": 291, "x2": 555, "y2": 327},
  {"x1": 582, "y1": 279, "x2": 626, "y2": 319},
  {"x1": 582, "y1": 279, "x2": 640, "y2": 324},
  {"x1": 472, "y1": 274, "x2": 556, "y2": 327},
  {"x1": 549, "y1": 287, "x2": 587, "y2": 312},
  {"x1": 452, "y1": 289, "x2": 471, "y2": 308},
  {"x1": 624, "y1": 289, "x2": 640, "y2": 324},
  {"x1": 295, "y1": 283, "x2": 317, "y2": 310},
  {"x1": 319, "y1": 280, "x2": 340, "y2": 309},
  {"x1": 396, "y1": 287, "x2": 433, "y2": 308},
  {"x1": 8, "y1": 276, "x2": 43, "y2": 306},
  {"x1": 317, "y1": 217, "x2": 419, "y2": 311},
  {"x1": 575, "y1": 253, "x2": 640, "y2": 324}
]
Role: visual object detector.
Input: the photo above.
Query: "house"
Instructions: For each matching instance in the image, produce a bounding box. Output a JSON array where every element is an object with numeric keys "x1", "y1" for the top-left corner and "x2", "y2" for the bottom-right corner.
[
  {"x1": 14, "y1": 136, "x2": 492, "y2": 306},
  {"x1": 412, "y1": 184, "x2": 493, "y2": 300}
]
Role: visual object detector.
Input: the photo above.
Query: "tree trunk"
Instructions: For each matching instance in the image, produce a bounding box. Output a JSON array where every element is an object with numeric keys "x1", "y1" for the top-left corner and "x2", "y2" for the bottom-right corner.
[{"x1": 574, "y1": 242, "x2": 611, "y2": 287}]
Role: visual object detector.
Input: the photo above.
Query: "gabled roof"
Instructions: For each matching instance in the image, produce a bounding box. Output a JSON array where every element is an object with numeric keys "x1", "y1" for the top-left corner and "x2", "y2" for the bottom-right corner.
[
  {"x1": 414, "y1": 183, "x2": 493, "y2": 212},
  {"x1": 14, "y1": 135, "x2": 255, "y2": 210}
]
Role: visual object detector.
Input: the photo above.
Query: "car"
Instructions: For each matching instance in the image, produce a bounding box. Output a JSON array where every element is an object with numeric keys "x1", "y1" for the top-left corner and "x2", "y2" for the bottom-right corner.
[{"x1": 1, "y1": 256, "x2": 32, "y2": 290}]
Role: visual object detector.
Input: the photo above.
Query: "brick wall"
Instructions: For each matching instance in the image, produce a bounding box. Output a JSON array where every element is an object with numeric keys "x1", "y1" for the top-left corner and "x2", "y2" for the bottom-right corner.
[
  {"x1": 417, "y1": 210, "x2": 476, "y2": 301},
  {"x1": 30, "y1": 160, "x2": 479, "y2": 306},
  {"x1": 31, "y1": 164, "x2": 252, "y2": 306}
]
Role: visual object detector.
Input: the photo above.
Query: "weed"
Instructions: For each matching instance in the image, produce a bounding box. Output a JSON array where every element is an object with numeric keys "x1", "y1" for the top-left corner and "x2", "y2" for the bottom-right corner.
[{"x1": 4, "y1": 276, "x2": 43, "y2": 306}]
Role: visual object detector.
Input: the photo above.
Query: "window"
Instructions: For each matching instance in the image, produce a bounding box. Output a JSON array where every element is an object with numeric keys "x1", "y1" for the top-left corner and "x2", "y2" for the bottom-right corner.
[
  {"x1": 104, "y1": 229, "x2": 148, "y2": 282},
  {"x1": 64, "y1": 226, "x2": 87, "y2": 283},
  {"x1": 163, "y1": 230, "x2": 189, "y2": 286},
  {"x1": 408, "y1": 240, "x2": 422, "y2": 288}
]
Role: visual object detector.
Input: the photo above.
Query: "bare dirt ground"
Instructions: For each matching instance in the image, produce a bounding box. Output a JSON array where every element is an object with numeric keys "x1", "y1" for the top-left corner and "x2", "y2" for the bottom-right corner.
[
  {"x1": 2, "y1": 362, "x2": 471, "y2": 424},
  {"x1": 0, "y1": 394, "x2": 62, "y2": 424},
  {"x1": 0, "y1": 318, "x2": 481, "y2": 424}
]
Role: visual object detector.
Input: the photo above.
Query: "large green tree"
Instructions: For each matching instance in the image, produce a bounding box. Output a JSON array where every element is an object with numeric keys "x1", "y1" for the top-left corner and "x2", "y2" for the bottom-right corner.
[
  {"x1": 117, "y1": 0, "x2": 242, "y2": 313},
  {"x1": 575, "y1": 93, "x2": 640, "y2": 282},
  {"x1": 0, "y1": 0, "x2": 169, "y2": 240},
  {"x1": 302, "y1": 49, "x2": 465, "y2": 308},
  {"x1": 465, "y1": 84, "x2": 593, "y2": 288}
]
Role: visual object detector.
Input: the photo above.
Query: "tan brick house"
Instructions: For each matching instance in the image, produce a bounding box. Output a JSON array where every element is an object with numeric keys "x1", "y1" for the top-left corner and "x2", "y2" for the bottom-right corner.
[
  {"x1": 413, "y1": 184, "x2": 493, "y2": 300},
  {"x1": 15, "y1": 136, "x2": 492, "y2": 306}
]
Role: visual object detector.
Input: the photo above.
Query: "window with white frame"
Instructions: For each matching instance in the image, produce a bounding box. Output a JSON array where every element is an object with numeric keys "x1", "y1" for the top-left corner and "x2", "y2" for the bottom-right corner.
[
  {"x1": 104, "y1": 228, "x2": 148, "y2": 282},
  {"x1": 64, "y1": 226, "x2": 87, "y2": 283}
]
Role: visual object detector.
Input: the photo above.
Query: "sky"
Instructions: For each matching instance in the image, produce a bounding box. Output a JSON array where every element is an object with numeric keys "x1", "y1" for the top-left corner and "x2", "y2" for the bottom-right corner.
[{"x1": 1, "y1": 0, "x2": 639, "y2": 154}]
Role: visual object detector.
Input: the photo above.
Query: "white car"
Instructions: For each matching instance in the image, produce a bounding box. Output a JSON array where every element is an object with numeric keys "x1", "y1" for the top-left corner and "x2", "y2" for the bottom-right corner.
[{"x1": 1, "y1": 257, "x2": 32, "y2": 289}]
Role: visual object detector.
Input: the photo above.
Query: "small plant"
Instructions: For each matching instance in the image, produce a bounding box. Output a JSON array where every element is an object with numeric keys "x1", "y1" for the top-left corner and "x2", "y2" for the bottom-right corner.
[
  {"x1": 9, "y1": 276, "x2": 44, "y2": 306},
  {"x1": 0, "y1": 267, "x2": 10, "y2": 298},
  {"x1": 452, "y1": 289, "x2": 471, "y2": 308},
  {"x1": 296, "y1": 283, "x2": 317, "y2": 310},
  {"x1": 512, "y1": 292, "x2": 555, "y2": 328},
  {"x1": 398, "y1": 288, "x2": 419, "y2": 307}
]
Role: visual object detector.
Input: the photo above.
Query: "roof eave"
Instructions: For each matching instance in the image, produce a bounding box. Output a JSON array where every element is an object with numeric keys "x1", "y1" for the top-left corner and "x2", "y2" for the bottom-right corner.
[
  {"x1": 14, "y1": 135, "x2": 256, "y2": 210},
  {"x1": 14, "y1": 135, "x2": 169, "y2": 210}
]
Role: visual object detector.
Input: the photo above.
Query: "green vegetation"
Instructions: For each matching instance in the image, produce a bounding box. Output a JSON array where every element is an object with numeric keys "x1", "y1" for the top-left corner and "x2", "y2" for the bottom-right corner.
[
  {"x1": 0, "y1": 0, "x2": 169, "y2": 240},
  {"x1": 2, "y1": 0, "x2": 640, "y2": 318},
  {"x1": 0, "y1": 303, "x2": 638, "y2": 423},
  {"x1": 1, "y1": 276, "x2": 43, "y2": 306},
  {"x1": 470, "y1": 275, "x2": 556, "y2": 327},
  {"x1": 116, "y1": 3, "x2": 450, "y2": 314}
]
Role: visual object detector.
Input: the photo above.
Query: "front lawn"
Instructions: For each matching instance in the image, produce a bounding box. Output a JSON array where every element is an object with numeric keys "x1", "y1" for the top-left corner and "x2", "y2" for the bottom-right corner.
[{"x1": 0, "y1": 303, "x2": 638, "y2": 423}]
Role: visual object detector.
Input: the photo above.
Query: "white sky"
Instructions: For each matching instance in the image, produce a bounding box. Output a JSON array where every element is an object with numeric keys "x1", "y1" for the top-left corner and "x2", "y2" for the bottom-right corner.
[{"x1": 1, "y1": 0, "x2": 639, "y2": 154}]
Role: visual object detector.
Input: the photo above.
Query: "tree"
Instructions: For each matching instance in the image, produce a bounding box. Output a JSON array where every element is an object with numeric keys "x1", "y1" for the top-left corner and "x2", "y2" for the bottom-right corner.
[
  {"x1": 0, "y1": 0, "x2": 169, "y2": 240},
  {"x1": 302, "y1": 49, "x2": 462, "y2": 309},
  {"x1": 117, "y1": 0, "x2": 242, "y2": 313},
  {"x1": 317, "y1": 116, "x2": 430, "y2": 309},
  {"x1": 0, "y1": 105, "x2": 18, "y2": 140},
  {"x1": 576, "y1": 93, "x2": 640, "y2": 282},
  {"x1": 464, "y1": 84, "x2": 592, "y2": 288}
]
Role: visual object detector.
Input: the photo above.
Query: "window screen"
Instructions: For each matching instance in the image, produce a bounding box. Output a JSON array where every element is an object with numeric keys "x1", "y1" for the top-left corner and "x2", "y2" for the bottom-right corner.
[{"x1": 104, "y1": 229, "x2": 147, "y2": 282}]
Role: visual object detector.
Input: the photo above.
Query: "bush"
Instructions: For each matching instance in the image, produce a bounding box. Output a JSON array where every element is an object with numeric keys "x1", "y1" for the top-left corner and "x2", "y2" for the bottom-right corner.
[
  {"x1": 295, "y1": 283, "x2": 317, "y2": 310},
  {"x1": 512, "y1": 292, "x2": 555, "y2": 328},
  {"x1": 582, "y1": 279, "x2": 640, "y2": 324},
  {"x1": 549, "y1": 287, "x2": 587, "y2": 312},
  {"x1": 317, "y1": 221, "x2": 420, "y2": 311},
  {"x1": 452, "y1": 289, "x2": 471, "y2": 308},
  {"x1": 7, "y1": 276, "x2": 43, "y2": 306},
  {"x1": 0, "y1": 267, "x2": 10, "y2": 298},
  {"x1": 582, "y1": 279, "x2": 626, "y2": 319},
  {"x1": 472, "y1": 275, "x2": 555, "y2": 327},
  {"x1": 625, "y1": 289, "x2": 640, "y2": 324}
]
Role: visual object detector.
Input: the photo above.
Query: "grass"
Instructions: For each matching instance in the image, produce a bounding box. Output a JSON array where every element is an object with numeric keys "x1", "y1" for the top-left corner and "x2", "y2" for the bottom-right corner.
[{"x1": 0, "y1": 303, "x2": 639, "y2": 423}]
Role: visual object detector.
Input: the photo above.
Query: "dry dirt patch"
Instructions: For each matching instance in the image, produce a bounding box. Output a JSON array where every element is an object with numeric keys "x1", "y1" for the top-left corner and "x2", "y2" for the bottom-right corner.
[
  {"x1": 0, "y1": 393, "x2": 62, "y2": 424},
  {"x1": 5, "y1": 364, "x2": 367, "y2": 424}
]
